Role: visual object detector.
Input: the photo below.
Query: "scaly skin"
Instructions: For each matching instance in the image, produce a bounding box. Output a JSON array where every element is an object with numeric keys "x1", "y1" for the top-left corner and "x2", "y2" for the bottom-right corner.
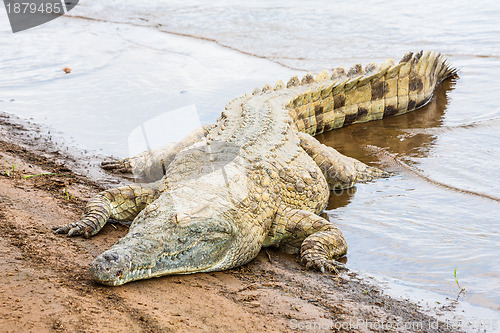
[{"x1": 54, "y1": 51, "x2": 457, "y2": 286}]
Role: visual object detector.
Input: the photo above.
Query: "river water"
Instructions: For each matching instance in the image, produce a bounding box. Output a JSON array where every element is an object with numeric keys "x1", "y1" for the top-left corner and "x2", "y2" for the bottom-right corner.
[{"x1": 1, "y1": 0, "x2": 499, "y2": 328}]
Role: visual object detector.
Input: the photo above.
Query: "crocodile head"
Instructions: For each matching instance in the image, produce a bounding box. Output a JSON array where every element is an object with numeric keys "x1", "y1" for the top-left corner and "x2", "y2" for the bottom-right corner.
[{"x1": 89, "y1": 209, "x2": 237, "y2": 286}]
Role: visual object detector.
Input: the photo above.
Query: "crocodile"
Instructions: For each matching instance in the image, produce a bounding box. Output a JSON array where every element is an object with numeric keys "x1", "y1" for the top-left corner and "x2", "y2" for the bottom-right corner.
[{"x1": 53, "y1": 51, "x2": 456, "y2": 286}]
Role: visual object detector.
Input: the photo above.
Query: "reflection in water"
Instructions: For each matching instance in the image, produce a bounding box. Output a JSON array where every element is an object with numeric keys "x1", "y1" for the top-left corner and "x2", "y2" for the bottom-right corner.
[
  {"x1": 326, "y1": 187, "x2": 357, "y2": 211},
  {"x1": 321, "y1": 78, "x2": 456, "y2": 210}
]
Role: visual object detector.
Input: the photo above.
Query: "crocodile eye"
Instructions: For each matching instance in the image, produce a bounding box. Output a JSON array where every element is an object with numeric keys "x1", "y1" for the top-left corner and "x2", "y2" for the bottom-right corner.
[{"x1": 116, "y1": 270, "x2": 123, "y2": 277}]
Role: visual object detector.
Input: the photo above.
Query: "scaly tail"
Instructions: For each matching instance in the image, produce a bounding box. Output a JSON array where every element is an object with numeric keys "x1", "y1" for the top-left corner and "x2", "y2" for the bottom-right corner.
[{"x1": 286, "y1": 51, "x2": 458, "y2": 136}]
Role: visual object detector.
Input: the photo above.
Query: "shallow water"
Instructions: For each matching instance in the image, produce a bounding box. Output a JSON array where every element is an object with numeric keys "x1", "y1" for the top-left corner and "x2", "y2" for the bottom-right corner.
[{"x1": 1, "y1": 0, "x2": 500, "y2": 324}]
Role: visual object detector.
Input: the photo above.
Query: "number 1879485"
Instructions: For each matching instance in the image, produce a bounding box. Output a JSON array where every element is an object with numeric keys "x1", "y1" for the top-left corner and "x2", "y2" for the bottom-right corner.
[{"x1": 5, "y1": 1, "x2": 65, "y2": 14}]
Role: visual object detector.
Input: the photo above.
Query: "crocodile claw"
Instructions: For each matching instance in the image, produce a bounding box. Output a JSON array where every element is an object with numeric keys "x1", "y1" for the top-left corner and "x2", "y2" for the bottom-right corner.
[
  {"x1": 101, "y1": 159, "x2": 132, "y2": 173},
  {"x1": 52, "y1": 221, "x2": 92, "y2": 238},
  {"x1": 302, "y1": 256, "x2": 348, "y2": 275}
]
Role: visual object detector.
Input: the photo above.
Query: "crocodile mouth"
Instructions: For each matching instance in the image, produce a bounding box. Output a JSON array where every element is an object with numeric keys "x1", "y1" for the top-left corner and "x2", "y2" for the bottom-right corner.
[{"x1": 90, "y1": 234, "x2": 231, "y2": 286}]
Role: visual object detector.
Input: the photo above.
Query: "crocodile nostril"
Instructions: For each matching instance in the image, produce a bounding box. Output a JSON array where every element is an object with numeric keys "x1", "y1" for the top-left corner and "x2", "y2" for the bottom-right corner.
[{"x1": 103, "y1": 252, "x2": 119, "y2": 261}]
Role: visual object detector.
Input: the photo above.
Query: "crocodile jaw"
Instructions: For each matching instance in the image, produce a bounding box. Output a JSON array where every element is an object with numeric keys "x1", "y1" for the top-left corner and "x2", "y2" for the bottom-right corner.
[{"x1": 89, "y1": 219, "x2": 236, "y2": 286}]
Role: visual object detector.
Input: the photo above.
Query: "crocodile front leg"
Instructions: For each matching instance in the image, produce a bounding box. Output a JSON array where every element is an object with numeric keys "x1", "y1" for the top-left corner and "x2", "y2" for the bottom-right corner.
[
  {"x1": 53, "y1": 184, "x2": 159, "y2": 238},
  {"x1": 298, "y1": 132, "x2": 389, "y2": 190},
  {"x1": 102, "y1": 125, "x2": 212, "y2": 182},
  {"x1": 264, "y1": 207, "x2": 347, "y2": 273}
]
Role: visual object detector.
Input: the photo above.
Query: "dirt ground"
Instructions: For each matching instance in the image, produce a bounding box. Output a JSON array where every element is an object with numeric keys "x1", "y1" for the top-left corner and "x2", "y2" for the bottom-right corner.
[{"x1": 0, "y1": 115, "x2": 462, "y2": 332}]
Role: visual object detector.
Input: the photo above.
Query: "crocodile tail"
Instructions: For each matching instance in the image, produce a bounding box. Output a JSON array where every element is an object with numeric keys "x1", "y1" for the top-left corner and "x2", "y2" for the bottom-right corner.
[{"x1": 286, "y1": 51, "x2": 458, "y2": 136}]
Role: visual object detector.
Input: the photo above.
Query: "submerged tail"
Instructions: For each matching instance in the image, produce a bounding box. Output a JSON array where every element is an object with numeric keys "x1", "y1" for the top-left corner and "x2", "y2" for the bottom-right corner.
[{"x1": 285, "y1": 51, "x2": 458, "y2": 136}]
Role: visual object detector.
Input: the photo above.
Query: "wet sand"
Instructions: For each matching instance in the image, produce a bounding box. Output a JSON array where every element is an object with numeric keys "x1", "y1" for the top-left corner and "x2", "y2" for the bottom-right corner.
[{"x1": 0, "y1": 115, "x2": 463, "y2": 333}]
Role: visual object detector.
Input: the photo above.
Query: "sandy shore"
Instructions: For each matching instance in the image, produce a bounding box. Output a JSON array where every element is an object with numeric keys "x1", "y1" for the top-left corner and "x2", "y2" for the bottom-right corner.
[{"x1": 0, "y1": 114, "x2": 461, "y2": 333}]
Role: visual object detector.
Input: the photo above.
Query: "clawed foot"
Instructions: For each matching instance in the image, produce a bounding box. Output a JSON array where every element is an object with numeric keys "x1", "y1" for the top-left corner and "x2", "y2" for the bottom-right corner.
[
  {"x1": 52, "y1": 220, "x2": 93, "y2": 238},
  {"x1": 101, "y1": 159, "x2": 132, "y2": 173},
  {"x1": 301, "y1": 256, "x2": 348, "y2": 274}
]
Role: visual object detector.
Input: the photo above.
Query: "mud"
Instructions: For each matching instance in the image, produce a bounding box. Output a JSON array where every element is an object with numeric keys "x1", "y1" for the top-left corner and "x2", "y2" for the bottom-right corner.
[{"x1": 0, "y1": 115, "x2": 463, "y2": 332}]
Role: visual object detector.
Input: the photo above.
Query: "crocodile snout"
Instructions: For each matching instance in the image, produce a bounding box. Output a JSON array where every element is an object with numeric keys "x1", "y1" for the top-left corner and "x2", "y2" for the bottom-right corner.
[{"x1": 89, "y1": 251, "x2": 131, "y2": 286}]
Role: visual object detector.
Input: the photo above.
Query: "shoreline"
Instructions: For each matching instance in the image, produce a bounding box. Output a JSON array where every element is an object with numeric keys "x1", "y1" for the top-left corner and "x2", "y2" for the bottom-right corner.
[{"x1": 0, "y1": 112, "x2": 466, "y2": 332}]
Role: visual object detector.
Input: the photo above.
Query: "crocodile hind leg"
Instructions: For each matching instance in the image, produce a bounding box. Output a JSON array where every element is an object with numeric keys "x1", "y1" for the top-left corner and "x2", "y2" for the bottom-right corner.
[
  {"x1": 53, "y1": 184, "x2": 159, "y2": 238},
  {"x1": 264, "y1": 207, "x2": 347, "y2": 273},
  {"x1": 297, "y1": 132, "x2": 389, "y2": 190},
  {"x1": 102, "y1": 125, "x2": 211, "y2": 182}
]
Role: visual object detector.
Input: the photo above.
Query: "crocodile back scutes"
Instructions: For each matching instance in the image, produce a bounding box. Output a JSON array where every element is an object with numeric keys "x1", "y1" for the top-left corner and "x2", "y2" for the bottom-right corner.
[{"x1": 285, "y1": 51, "x2": 458, "y2": 136}]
